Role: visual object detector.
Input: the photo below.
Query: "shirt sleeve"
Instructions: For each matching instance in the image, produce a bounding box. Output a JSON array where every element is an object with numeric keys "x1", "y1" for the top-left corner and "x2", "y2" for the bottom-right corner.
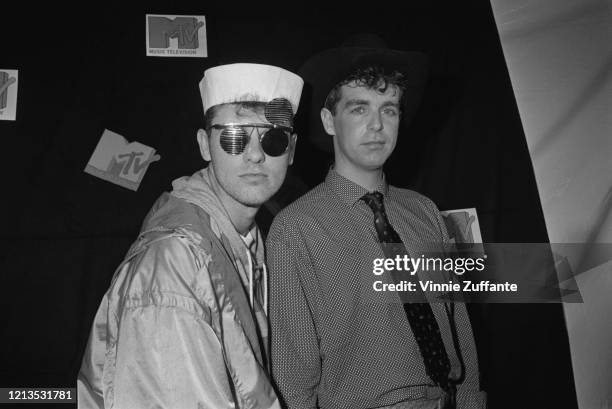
[
  {"x1": 267, "y1": 215, "x2": 321, "y2": 409},
  {"x1": 453, "y1": 303, "x2": 487, "y2": 409},
  {"x1": 109, "y1": 238, "x2": 236, "y2": 409},
  {"x1": 421, "y1": 196, "x2": 487, "y2": 408}
]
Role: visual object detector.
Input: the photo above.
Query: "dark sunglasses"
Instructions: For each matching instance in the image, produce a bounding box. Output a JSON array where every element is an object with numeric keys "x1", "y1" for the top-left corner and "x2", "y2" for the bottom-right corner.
[{"x1": 212, "y1": 123, "x2": 292, "y2": 157}]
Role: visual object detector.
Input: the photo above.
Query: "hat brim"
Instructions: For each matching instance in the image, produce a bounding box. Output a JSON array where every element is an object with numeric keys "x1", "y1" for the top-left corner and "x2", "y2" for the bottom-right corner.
[{"x1": 298, "y1": 47, "x2": 429, "y2": 152}]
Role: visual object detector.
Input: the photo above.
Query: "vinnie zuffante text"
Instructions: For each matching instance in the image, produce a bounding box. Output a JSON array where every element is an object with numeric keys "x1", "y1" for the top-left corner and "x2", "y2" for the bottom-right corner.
[{"x1": 372, "y1": 255, "x2": 518, "y2": 293}]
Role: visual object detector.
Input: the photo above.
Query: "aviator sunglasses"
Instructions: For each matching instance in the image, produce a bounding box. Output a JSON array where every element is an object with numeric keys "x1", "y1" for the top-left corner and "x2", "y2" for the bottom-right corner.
[{"x1": 211, "y1": 98, "x2": 295, "y2": 157}]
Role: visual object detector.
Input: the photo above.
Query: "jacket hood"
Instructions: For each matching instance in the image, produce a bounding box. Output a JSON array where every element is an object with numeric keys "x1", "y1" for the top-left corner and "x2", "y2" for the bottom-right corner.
[{"x1": 170, "y1": 167, "x2": 265, "y2": 268}]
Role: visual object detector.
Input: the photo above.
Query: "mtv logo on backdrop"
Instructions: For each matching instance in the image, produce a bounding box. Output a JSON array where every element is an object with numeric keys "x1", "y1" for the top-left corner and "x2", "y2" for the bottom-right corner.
[
  {"x1": 146, "y1": 14, "x2": 207, "y2": 57},
  {"x1": 440, "y1": 207, "x2": 483, "y2": 245},
  {"x1": 0, "y1": 69, "x2": 18, "y2": 121},
  {"x1": 85, "y1": 129, "x2": 161, "y2": 191}
]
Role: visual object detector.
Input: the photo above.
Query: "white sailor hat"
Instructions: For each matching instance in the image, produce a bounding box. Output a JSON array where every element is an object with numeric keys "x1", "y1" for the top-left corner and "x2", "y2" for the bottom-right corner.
[{"x1": 199, "y1": 63, "x2": 304, "y2": 115}]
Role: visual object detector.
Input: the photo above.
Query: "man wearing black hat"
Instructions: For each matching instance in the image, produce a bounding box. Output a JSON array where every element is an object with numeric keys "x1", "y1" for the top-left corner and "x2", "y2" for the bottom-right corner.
[{"x1": 266, "y1": 36, "x2": 486, "y2": 409}]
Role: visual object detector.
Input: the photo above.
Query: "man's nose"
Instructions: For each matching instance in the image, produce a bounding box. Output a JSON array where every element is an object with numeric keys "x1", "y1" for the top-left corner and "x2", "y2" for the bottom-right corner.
[
  {"x1": 243, "y1": 132, "x2": 265, "y2": 163},
  {"x1": 368, "y1": 111, "x2": 384, "y2": 131}
]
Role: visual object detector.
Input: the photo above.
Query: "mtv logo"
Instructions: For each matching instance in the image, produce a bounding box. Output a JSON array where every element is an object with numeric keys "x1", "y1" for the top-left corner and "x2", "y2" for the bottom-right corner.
[
  {"x1": 0, "y1": 69, "x2": 18, "y2": 121},
  {"x1": 440, "y1": 207, "x2": 483, "y2": 245},
  {"x1": 146, "y1": 14, "x2": 207, "y2": 57},
  {"x1": 85, "y1": 129, "x2": 161, "y2": 191}
]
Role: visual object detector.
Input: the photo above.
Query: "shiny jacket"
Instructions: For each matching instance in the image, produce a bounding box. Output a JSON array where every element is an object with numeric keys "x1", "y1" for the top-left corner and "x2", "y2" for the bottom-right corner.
[{"x1": 78, "y1": 169, "x2": 279, "y2": 409}]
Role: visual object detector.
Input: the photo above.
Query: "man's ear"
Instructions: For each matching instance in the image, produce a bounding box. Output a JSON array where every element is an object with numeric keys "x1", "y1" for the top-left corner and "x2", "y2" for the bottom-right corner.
[
  {"x1": 196, "y1": 129, "x2": 211, "y2": 162},
  {"x1": 288, "y1": 133, "x2": 298, "y2": 165},
  {"x1": 320, "y1": 108, "x2": 336, "y2": 136}
]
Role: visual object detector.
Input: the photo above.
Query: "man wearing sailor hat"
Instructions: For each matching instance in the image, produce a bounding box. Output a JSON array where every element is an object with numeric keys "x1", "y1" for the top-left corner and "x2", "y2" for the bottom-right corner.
[{"x1": 78, "y1": 63, "x2": 303, "y2": 409}]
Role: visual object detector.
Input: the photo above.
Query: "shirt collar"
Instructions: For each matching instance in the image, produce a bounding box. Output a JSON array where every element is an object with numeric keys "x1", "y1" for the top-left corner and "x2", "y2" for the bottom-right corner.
[{"x1": 326, "y1": 167, "x2": 389, "y2": 206}]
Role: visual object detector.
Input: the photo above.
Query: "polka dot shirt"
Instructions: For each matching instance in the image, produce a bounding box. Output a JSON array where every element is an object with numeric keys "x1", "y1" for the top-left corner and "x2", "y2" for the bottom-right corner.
[{"x1": 266, "y1": 169, "x2": 485, "y2": 409}]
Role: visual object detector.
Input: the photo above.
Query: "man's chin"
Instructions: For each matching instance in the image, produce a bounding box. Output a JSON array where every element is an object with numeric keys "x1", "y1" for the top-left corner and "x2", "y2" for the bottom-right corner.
[
  {"x1": 241, "y1": 199, "x2": 267, "y2": 209},
  {"x1": 360, "y1": 159, "x2": 388, "y2": 171},
  {"x1": 357, "y1": 152, "x2": 391, "y2": 167},
  {"x1": 235, "y1": 191, "x2": 275, "y2": 209}
]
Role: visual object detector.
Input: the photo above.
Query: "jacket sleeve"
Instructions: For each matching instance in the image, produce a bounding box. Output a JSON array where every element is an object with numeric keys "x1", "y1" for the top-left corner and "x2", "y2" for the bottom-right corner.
[
  {"x1": 91, "y1": 236, "x2": 236, "y2": 409},
  {"x1": 267, "y1": 215, "x2": 321, "y2": 409}
]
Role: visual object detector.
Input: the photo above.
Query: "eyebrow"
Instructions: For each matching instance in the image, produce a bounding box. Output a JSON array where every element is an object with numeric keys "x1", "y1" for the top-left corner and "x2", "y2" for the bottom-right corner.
[
  {"x1": 380, "y1": 101, "x2": 401, "y2": 109},
  {"x1": 343, "y1": 99, "x2": 400, "y2": 109},
  {"x1": 344, "y1": 99, "x2": 370, "y2": 108}
]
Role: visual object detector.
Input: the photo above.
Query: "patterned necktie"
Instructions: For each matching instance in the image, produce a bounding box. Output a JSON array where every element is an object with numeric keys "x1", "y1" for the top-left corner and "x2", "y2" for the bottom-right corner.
[{"x1": 361, "y1": 192, "x2": 454, "y2": 397}]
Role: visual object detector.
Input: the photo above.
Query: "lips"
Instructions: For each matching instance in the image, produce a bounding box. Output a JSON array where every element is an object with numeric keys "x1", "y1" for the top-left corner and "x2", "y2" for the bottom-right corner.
[
  {"x1": 362, "y1": 141, "x2": 385, "y2": 147},
  {"x1": 239, "y1": 173, "x2": 268, "y2": 181}
]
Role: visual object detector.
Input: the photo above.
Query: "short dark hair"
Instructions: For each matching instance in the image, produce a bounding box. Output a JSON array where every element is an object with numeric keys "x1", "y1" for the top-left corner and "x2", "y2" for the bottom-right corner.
[
  {"x1": 324, "y1": 65, "x2": 407, "y2": 115},
  {"x1": 204, "y1": 101, "x2": 268, "y2": 133}
]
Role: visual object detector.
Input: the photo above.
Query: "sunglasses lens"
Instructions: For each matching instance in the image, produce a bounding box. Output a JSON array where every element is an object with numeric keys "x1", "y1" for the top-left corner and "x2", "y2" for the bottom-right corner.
[
  {"x1": 220, "y1": 127, "x2": 248, "y2": 155},
  {"x1": 265, "y1": 98, "x2": 294, "y2": 127},
  {"x1": 261, "y1": 128, "x2": 289, "y2": 157}
]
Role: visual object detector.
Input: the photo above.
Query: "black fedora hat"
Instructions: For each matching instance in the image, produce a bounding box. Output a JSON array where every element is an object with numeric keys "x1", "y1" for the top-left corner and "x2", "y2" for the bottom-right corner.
[{"x1": 298, "y1": 33, "x2": 429, "y2": 152}]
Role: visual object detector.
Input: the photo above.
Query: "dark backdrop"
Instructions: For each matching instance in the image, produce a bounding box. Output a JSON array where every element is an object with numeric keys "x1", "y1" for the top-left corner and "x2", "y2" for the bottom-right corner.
[{"x1": 1, "y1": 2, "x2": 578, "y2": 408}]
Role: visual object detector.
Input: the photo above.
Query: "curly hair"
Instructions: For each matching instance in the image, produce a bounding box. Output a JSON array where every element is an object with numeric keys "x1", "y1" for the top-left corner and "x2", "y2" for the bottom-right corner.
[{"x1": 324, "y1": 65, "x2": 407, "y2": 115}]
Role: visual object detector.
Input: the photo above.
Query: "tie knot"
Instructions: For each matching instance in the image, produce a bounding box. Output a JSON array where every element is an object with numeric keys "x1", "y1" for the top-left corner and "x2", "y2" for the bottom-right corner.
[{"x1": 361, "y1": 191, "x2": 385, "y2": 212}]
